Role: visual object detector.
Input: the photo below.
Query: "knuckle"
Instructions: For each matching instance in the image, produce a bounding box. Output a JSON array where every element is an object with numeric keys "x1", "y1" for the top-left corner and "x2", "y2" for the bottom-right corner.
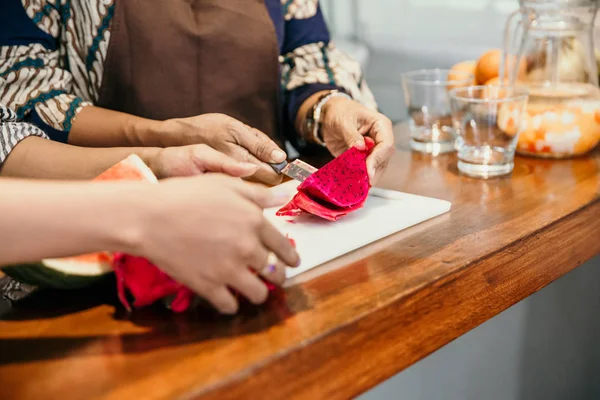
[
  {"x1": 270, "y1": 268, "x2": 286, "y2": 286},
  {"x1": 225, "y1": 119, "x2": 237, "y2": 132},
  {"x1": 249, "y1": 284, "x2": 269, "y2": 305},
  {"x1": 380, "y1": 114, "x2": 393, "y2": 125},
  {"x1": 225, "y1": 121, "x2": 243, "y2": 139},
  {"x1": 203, "y1": 286, "x2": 225, "y2": 305},
  {"x1": 236, "y1": 147, "x2": 253, "y2": 163},
  {"x1": 254, "y1": 141, "x2": 270, "y2": 158},
  {"x1": 216, "y1": 259, "x2": 237, "y2": 279},
  {"x1": 373, "y1": 118, "x2": 386, "y2": 130},
  {"x1": 235, "y1": 238, "x2": 257, "y2": 260},
  {"x1": 246, "y1": 211, "x2": 264, "y2": 229},
  {"x1": 386, "y1": 143, "x2": 396, "y2": 156},
  {"x1": 204, "y1": 284, "x2": 221, "y2": 299}
]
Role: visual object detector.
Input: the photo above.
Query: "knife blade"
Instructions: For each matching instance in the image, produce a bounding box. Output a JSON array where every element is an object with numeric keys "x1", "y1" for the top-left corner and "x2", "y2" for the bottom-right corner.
[{"x1": 269, "y1": 159, "x2": 318, "y2": 182}]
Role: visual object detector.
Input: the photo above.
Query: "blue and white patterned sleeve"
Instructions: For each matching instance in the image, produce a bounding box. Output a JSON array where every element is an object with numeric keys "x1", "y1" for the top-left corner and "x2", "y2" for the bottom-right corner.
[
  {"x1": 0, "y1": 105, "x2": 48, "y2": 166},
  {"x1": 280, "y1": 0, "x2": 378, "y2": 137},
  {"x1": 0, "y1": 0, "x2": 92, "y2": 143}
]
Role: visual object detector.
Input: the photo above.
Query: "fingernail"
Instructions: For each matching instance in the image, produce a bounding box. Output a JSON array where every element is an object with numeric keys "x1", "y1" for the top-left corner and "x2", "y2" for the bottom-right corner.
[{"x1": 271, "y1": 149, "x2": 287, "y2": 163}]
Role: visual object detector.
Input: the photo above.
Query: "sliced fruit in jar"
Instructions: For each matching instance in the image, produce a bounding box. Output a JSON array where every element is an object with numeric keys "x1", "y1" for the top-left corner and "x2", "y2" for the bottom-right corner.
[{"x1": 516, "y1": 100, "x2": 600, "y2": 157}]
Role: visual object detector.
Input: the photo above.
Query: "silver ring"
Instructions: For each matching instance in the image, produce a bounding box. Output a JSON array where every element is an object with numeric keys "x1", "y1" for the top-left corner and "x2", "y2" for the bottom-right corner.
[{"x1": 261, "y1": 252, "x2": 278, "y2": 276}]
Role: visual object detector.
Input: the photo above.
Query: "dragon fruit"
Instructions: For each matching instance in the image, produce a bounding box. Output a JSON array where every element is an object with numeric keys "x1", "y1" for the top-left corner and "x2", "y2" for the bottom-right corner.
[
  {"x1": 277, "y1": 138, "x2": 375, "y2": 221},
  {"x1": 113, "y1": 237, "x2": 298, "y2": 313},
  {"x1": 113, "y1": 253, "x2": 194, "y2": 313}
]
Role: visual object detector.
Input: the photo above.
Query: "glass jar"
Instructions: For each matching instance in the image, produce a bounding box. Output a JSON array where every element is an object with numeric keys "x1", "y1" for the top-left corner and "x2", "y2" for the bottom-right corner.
[{"x1": 502, "y1": 0, "x2": 600, "y2": 158}]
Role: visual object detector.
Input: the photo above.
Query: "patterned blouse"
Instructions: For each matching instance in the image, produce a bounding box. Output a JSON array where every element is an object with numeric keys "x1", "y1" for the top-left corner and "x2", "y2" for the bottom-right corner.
[
  {"x1": 0, "y1": 0, "x2": 377, "y2": 144},
  {"x1": 0, "y1": 105, "x2": 48, "y2": 166}
]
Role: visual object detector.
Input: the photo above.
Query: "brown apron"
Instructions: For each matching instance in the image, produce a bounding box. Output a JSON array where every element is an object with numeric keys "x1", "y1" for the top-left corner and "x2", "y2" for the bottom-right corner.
[{"x1": 97, "y1": 0, "x2": 282, "y2": 144}]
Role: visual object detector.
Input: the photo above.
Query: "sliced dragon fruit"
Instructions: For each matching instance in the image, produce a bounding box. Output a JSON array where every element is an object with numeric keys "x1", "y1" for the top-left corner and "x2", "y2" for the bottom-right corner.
[{"x1": 277, "y1": 138, "x2": 375, "y2": 221}]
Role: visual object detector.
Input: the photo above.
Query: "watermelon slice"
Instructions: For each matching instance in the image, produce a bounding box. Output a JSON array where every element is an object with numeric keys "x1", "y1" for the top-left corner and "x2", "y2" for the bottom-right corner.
[
  {"x1": 94, "y1": 154, "x2": 157, "y2": 183},
  {"x1": 3, "y1": 155, "x2": 158, "y2": 289},
  {"x1": 276, "y1": 139, "x2": 375, "y2": 221}
]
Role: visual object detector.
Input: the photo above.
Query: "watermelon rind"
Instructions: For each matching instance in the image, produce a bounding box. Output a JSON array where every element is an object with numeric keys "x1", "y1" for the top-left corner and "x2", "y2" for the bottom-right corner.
[
  {"x1": 3, "y1": 155, "x2": 156, "y2": 291},
  {"x1": 121, "y1": 154, "x2": 159, "y2": 183},
  {"x1": 3, "y1": 258, "x2": 113, "y2": 290}
]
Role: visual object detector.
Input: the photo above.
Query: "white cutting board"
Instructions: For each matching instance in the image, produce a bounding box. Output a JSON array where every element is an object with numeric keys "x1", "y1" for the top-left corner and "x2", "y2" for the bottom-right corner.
[{"x1": 265, "y1": 181, "x2": 452, "y2": 278}]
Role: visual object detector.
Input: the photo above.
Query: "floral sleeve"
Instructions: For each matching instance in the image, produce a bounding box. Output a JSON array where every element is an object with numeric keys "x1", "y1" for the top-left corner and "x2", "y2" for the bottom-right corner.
[
  {"x1": 0, "y1": 105, "x2": 48, "y2": 166},
  {"x1": 0, "y1": 0, "x2": 91, "y2": 143},
  {"x1": 279, "y1": 0, "x2": 378, "y2": 144}
]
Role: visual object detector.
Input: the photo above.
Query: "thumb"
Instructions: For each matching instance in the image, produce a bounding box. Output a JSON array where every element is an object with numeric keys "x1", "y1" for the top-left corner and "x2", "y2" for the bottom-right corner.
[
  {"x1": 193, "y1": 145, "x2": 258, "y2": 177},
  {"x1": 235, "y1": 124, "x2": 287, "y2": 164},
  {"x1": 340, "y1": 119, "x2": 366, "y2": 151}
]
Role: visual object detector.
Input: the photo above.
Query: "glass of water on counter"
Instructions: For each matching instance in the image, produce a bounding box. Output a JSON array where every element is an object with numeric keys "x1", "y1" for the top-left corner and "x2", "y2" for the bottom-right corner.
[
  {"x1": 401, "y1": 69, "x2": 474, "y2": 154},
  {"x1": 449, "y1": 85, "x2": 529, "y2": 179}
]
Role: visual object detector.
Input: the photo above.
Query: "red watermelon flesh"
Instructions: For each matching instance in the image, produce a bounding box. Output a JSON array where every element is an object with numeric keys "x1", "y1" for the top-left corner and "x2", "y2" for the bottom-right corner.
[
  {"x1": 276, "y1": 138, "x2": 375, "y2": 221},
  {"x1": 94, "y1": 154, "x2": 158, "y2": 183}
]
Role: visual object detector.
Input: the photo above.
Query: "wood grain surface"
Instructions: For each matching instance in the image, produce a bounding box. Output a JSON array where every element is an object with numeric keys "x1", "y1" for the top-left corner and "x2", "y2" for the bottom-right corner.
[{"x1": 1, "y1": 123, "x2": 599, "y2": 400}]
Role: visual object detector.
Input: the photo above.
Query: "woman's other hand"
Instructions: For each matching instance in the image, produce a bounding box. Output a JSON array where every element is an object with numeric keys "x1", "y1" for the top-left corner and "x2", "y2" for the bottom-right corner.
[
  {"x1": 150, "y1": 144, "x2": 260, "y2": 179},
  {"x1": 134, "y1": 174, "x2": 299, "y2": 314},
  {"x1": 319, "y1": 97, "x2": 395, "y2": 185}
]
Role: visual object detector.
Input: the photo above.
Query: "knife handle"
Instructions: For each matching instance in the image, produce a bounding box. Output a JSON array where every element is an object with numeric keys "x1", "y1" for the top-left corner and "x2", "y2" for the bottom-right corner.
[{"x1": 269, "y1": 161, "x2": 288, "y2": 174}]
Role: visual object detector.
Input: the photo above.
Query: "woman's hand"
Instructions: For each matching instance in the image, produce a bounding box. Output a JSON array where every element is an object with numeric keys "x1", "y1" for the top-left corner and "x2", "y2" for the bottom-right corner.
[
  {"x1": 136, "y1": 174, "x2": 299, "y2": 314},
  {"x1": 150, "y1": 144, "x2": 260, "y2": 179},
  {"x1": 318, "y1": 97, "x2": 395, "y2": 184},
  {"x1": 71, "y1": 107, "x2": 287, "y2": 185},
  {"x1": 159, "y1": 114, "x2": 287, "y2": 185}
]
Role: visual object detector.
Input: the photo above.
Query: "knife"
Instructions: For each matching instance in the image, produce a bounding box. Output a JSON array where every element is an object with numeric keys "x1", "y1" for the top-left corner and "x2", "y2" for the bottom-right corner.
[
  {"x1": 270, "y1": 160, "x2": 396, "y2": 200},
  {"x1": 269, "y1": 160, "x2": 318, "y2": 182}
]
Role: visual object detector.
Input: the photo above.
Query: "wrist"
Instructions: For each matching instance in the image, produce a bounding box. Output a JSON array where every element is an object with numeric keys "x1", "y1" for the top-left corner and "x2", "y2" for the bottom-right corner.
[
  {"x1": 302, "y1": 90, "x2": 353, "y2": 146},
  {"x1": 320, "y1": 96, "x2": 348, "y2": 121},
  {"x1": 128, "y1": 117, "x2": 169, "y2": 147},
  {"x1": 135, "y1": 147, "x2": 165, "y2": 178},
  {"x1": 296, "y1": 91, "x2": 331, "y2": 138},
  {"x1": 100, "y1": 182, "x2": 156, "y2": 255}
]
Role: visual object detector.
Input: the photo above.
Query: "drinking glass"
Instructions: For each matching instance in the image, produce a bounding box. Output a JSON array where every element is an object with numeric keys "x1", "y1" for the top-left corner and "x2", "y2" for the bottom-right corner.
[
  {"x1": 401, "y1": 69, "x2": 474, "y2": 154},
  {"x1": 449, "y1": 85, "x2": 529, "y2": 178}
]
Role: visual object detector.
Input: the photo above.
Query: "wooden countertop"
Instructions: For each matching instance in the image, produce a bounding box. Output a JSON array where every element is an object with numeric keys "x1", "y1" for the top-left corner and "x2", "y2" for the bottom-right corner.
[{"x1": 1, "y1": 124, "x2": 599, "y2": 400}]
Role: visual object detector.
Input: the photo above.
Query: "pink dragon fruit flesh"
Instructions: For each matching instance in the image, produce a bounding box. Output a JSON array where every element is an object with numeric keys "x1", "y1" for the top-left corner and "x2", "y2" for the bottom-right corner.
[{"x1": 277, "y1": 138, "x2": 375, "y2": 221}]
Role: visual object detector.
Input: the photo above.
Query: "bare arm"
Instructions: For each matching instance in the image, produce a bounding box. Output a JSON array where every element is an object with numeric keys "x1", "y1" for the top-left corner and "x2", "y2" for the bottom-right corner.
[
  {"x1": 0, "y1": 136, "x2": 160, "y2": 179},
  {"x1": 0, "y1": 135, "x2": 260, "y2": 180},
  {"x1": 0, "y1": 176, "x2": 299, "y2": 314},
  {"x1": 68, "y1": 106, "x2": 286, "y2": 184},
  {"x1": 0, "y1": 179, "x2": 143, "y2": 265},
  {"x1": 68, "y1": 106, "x2": 163, "y2": 148}
]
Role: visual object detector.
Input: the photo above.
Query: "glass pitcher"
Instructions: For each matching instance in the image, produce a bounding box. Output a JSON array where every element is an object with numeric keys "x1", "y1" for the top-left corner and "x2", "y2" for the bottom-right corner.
[{"x1": 502, "y1": 0, "x2": 600, "y2": 158}]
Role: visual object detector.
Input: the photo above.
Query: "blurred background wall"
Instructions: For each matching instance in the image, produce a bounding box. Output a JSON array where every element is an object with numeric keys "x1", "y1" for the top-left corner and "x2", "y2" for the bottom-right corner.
[
  {"x1": 320, "y1": 0, "x2": 600, "y2": 122},
  {"x1": 317, "y1": 2, "x2": 600, "y2": 399}
]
